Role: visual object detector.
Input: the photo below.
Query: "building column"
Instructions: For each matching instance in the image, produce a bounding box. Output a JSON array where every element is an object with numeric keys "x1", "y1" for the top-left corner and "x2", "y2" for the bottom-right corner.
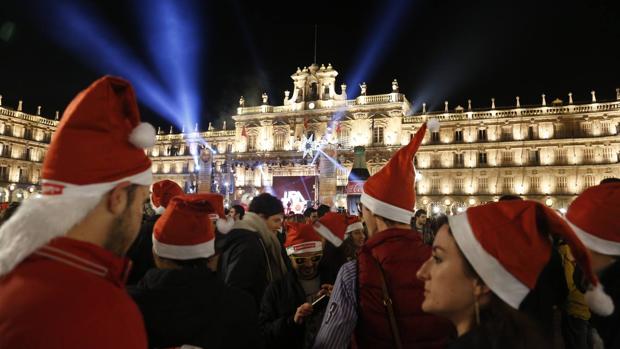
[{"x1": 318, "y1": 144, "x2": 337, "y2": 206}]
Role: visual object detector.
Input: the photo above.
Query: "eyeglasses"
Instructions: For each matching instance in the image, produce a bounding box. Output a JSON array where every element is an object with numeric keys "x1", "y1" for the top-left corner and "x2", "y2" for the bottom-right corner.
[{"x1": 293, "y1": 255, "x2": 322, "y2": 264}]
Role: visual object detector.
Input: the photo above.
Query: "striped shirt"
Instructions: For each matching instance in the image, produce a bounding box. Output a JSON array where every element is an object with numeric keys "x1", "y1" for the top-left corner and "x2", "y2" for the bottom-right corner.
[{"x1": 312, "y1": 261, "x2": 358, "y2": 349}]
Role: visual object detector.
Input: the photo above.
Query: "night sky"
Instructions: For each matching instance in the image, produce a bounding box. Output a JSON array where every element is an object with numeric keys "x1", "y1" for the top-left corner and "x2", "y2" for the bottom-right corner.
[{"x1": 0, "y1": 0, "x2": 618, "y2": 129}]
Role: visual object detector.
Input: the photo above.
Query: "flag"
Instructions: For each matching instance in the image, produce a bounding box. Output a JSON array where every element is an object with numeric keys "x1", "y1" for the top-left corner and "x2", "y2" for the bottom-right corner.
[
  {"x1": 303, "y1": 116, "x2": 309, "y2": 130},
  {"x1": 241, "y1": 125, "x2": 247, "y2": 138},
  {"x1": 370, "y1": 115, "x2": 375, "y2": 130}
]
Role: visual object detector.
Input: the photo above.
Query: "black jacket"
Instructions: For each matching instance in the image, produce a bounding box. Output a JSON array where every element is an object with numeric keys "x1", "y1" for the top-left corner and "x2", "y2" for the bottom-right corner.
[
  {"x1": 259, "y1": 271, "x2": 328, "y2": 349},
  {"x1": 216, "y1": 228, "x2": 268, "y2": 307},
  {"x1": 126, "y1": 214, "x2": 159, "y2": 285},
  {"x1": 129, "y1": 267, "x2": 262, "y2": 349}
]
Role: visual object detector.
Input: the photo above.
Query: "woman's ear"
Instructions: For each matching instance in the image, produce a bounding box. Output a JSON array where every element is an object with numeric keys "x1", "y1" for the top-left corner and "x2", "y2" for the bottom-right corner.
[{"x1": 472, "y1": 278, "x2": 491, "y2": 298}]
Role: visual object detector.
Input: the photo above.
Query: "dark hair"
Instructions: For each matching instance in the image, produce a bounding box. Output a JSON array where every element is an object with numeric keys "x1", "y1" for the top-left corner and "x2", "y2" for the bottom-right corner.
[
  {"x1": 600, "y1": 177, "x2": 620, "y2": 184},
  {"x1": 317, "y1": 204, "x2": 331, "y2": 218},
  {"x1": 303, "y1": 207, "x2": 317, "y2": 217},
  {"x1": 231, "y1": 204, "x2": 245, "y2": 219},
  {"x1": 249, "y1": 193, "x2": 283, "y2": 217},
  {"x1": 414, "y1": 209, "x2": 427, "y2": 218},
  {"x1": 157, "y1": 255, "x2": 210, "y2": 269},
  {"x1": 289, "y1": 214, "x2": 306, "y2": 223},
  {"x1": 447, "y1": 227, "x2": 551, "y2": 349},
  {"x1": 498, "y1": 194, "x2": 523, "y2": 201}
]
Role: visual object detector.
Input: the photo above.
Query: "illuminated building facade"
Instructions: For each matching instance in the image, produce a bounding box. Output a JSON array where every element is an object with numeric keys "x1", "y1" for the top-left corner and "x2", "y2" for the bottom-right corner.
[
  {"x1": 2, "y1": 65, "x2": 619, "y2": 215},
  {"x1": 150, "y1": 63, "x2": 620, "y2": 213},
  {"x1": 0, "y1": 99, "x2": 57, "y2": 202}
]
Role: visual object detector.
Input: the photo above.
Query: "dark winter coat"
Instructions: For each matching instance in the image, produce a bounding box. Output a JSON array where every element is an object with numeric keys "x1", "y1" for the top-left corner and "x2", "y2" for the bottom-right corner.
[
  {"x1": 216, "y1": 228, "x2": 269, "y2": 307},
  {"x1": 259, "y1": 271, "x2": 328, "y2": 349},
  {"x1": 129, "y1": 267, "x2": 262, "y2": 349},
  {"x1": 126, "y1": 214, "x2": 159, "y2": 285}
]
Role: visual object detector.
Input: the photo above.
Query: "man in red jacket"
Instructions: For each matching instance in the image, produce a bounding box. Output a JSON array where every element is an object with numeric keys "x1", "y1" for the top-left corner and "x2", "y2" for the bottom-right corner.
[
  {"x1": 0, "y1": 76, "x2": 155, "y2": 348},
  {"x1": 313, "y1": 120, "x2": 454, "y2": 349}
]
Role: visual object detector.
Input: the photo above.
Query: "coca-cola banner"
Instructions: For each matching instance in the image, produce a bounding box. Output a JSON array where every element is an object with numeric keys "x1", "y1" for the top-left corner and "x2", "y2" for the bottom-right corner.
[{"x1": 345, "y1": 180, "x2": 365, "y2": 194}]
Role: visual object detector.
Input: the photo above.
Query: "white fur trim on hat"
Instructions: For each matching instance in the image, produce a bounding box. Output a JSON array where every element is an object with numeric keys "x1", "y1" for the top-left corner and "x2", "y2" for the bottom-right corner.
[
  {"x1": 346, "y1": 222, "x2": 364, "y2": 235},
  {"x1": 585, "y1": 283, "x2": 615, "y2": 316},
  {"x1": 149, "y1": 195, "x2": 166, "y2": 215},
  {"x1": 448, "y1": 213, "x2": 530, "y2": 310},
  {"x1": 129, "y1": 122, "x2": 156, "y2": 149},
  {"x1": 152, "y1": 237, "x2": 215, "y2": 260},
  {"x1": 41, "y1": 167, "x2": 152, "y2": 197},
  {"x1": 565, "y1": 219, "x2": 620, "y2": 257},
  {"x1": 286, "y1": 241, "x2": 323, "y2": 255},
  {"x1": 313, "y1": 222, "x2": 343, "y2": 247},
  {"x1": 0, "y1": 194, "x2": 102, "y2": 276},
  {"x1": 360, "y1": 190, "x2": 415, "y2": 224},
  {"x1": 216, "y1": 217, "x2": 235, "y2": 235}
]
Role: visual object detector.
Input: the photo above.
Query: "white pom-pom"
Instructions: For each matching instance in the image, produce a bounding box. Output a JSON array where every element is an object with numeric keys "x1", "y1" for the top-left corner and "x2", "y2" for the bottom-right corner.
[
  {"x1": 585, "y1": 283, "x2": 615, "y2": 316},
  {"x1": 427, "y1": 118, "x2": 440, "y2": 133},
  {"x1": 216, "y1": 217, "x2": 235, "y2": 235},
  {"x1": 129, "y1": 122, "x2": 156, "y2": 148}
]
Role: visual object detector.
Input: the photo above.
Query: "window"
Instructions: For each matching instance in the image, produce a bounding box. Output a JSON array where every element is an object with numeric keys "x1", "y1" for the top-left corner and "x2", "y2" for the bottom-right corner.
[
  {"x1": 338, "y1": 128, "x2": 350, "y2": 147},
  {"x1": 274, "y1": 133, "x2": 286, "y2": 151},
  {"x1": 455, "y1": 130, "x2": 463, "y2": 142},
  {"x1": 431, "y1": 131, "x2": 440, "y2": 143},
  {"x1": 431, "y1": 154, "x2": 441, "y2": 168},
  {"x1": 372, "y1": 127, "x2": 384, "y2": 145},
  {"x1": 478, "y1": 151, "x2": 488, "y2": 165},
  {"x1": 226, "y1": 143, "x2": 233, "y2": 153},
  {"x1": 454, "y1": 153, "x2": 464, "y2": 167},
  {"x1": 18, "y1": 168, "x2": 29, "y2": 183},
  {"x1": 580, "y1": 122, "x2": 592, "y2": 136},
  {"x1": 0, "y1": 166, "x2": 8, "y2": 181},
  {"x1": 555, "y1": 149, "x2": 567, "y2": 164},
  {"x1": 502, "y1": 151, "x2": 513, "y2": 166},
  {"x1": 584, "y1": 175, "x2": 595, "y2": 188},
  {"x1": 603, "y1": 147, "x2": 613, "y2": 162},
  {"x1": 502, "y1": 177, "x2": 514, "y2": 193},
  {"x1": 501, "y1": 127, "x2": 512, "y2": 141},
  {"x1": 454, "y1": 178, "x2": 464, "y2": 193},
  {"x1": 431, "y1": 178, "x2": 441, "y2": 193},
  {"x1": 528, "y1": 125, "x2": 536, "y2": 140},
  {"x1": 528, "y1": 150, "x2": 540, "y2": 165},
  {"x1": 557, "y1": 176, "x2": 568, "y2": 193},
  {"x1": 247, "y1": 135, "x2": 257, "y2": 151},
  {"x1": 583, "y1": 148, "x2": 595, "y2": 163},
  {"x1": 530, "y1": 177, "x2": 540, "y2": 193},
  {"x1": 478, "y1": 177, "x2": 488, "y2": 193},
  {"x1": 478, "y1": 129, "x2": 487, "y2": 141}
]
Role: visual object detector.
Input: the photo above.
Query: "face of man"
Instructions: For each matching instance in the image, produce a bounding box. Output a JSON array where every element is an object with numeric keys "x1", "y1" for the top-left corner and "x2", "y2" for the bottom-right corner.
[
  {"x1": 416, "y1": 214, "x2": 428, "y2": 226},
  {"x1": 290, "y1": 251, "x2": 323, "y2": 280},
  {"x1": 105, "y1": 185, "x2": 150, "y2": 256},
  {"x1": 361, "y1": 204, "x2": 377, "y2": 237},
  {"x1": 265, "y1": 213, "x2": 284, "y2": 233},
  {"x1": 228, "y1": 207, "x2": 239, "y2": 221},
  {"x1": 307, "y1": 212, "x2": 318, "y2": 223}
]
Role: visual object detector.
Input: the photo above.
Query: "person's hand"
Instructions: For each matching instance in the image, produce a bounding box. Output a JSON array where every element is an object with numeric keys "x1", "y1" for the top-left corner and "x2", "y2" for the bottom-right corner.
[
  {"x1": 318, "y1": 284, "x2": 334, "y2": 297},
  {"x1": 293, "y1": 303, "x2": 313, "y2": 324}
]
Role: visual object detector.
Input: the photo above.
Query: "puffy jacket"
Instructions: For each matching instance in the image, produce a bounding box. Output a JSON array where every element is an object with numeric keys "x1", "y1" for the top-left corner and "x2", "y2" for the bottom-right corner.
[{"x1": 356, "y1": 228, "x2": 453, "y2": 349}]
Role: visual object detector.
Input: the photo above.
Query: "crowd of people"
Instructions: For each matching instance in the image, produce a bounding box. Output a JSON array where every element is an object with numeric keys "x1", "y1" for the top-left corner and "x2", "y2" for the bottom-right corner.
[{"x1": 0, "y1": 76, "x2": 618, "y2": 349}]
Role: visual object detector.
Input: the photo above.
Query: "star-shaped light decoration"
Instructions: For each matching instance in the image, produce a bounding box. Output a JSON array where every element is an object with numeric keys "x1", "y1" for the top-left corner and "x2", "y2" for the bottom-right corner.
[{"x1": 299, "y1": 133, "x2": 318, "y2": 158}]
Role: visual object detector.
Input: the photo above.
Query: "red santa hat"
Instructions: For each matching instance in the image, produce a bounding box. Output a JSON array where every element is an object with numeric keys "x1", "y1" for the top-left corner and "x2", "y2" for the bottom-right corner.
[
  {"x1": 41, "y1": 76, "x2": 155, "y2": 195},
  {"x1": 313, "y1": 212, "x2": 349, "y2": 247},
  {"x1": 448, "y1": 200, "x2": 613, "y2": 316},
  {"x1": 345, "y1": 215, "x2": 364, "y2": 238},
  {"x1": 565, "y1": 183, "x2": 620, "y2": 257},
  {"x1": 0, "y1": 76, "x2": 155, "y2": 276},
  {"x1": 150, "y1": 180, "x2": 184, "y2": 214},
  {"x1": 153, "y1": 194, "x2": 220, "y2": 260},
  {"x1": 285, "y1": 222, "x2": 323, "y2": 255},
  {"x1": 360, "y1": 119, "x2": 438, "y2": 223}
]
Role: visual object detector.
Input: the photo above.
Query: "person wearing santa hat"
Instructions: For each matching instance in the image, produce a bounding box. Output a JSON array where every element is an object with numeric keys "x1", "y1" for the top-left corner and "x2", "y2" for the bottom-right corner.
[
  {"x1": 260, "y1": 222, "x2": 332, "y2": 349},
  {"x1": 0, "y1": 76, "x2": 155, "y2": 348},
  {"x1": 126, "y1": 179, "x2": 185, "y2": 285},
  {"x1": 314, "y1": 212, "x2": 366, "y2": 283},
  {"x1": 565, "y1": 182, "x2": 620, "y2": 349},
  {"x1": 416, "y1": 200, "x2": 613, "y2": 349},
  {"x1": 129, "y1": 194, "x2": 261, "y2": 349},
  {"x1": 313, "y1": 120, "x2": 454, "y2": 349}
]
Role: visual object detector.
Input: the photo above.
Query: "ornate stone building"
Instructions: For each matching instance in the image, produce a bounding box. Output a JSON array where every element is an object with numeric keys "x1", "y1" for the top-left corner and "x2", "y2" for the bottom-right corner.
[
  {"x1": 2, "y1": 64, "x2": 619, "y2": 215},
  {"x1": 150, "y1": 63, "x2": 620, "y2": 214},
  {"x1": 0, "y1": 98, "x2": 57, "y2": 202}
]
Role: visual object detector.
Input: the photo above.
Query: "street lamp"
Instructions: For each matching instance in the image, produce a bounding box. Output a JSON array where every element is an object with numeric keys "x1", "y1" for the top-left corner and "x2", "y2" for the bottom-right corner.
[{"x1": 8, "y1": 183, "x2": 16, "y2": 203}]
